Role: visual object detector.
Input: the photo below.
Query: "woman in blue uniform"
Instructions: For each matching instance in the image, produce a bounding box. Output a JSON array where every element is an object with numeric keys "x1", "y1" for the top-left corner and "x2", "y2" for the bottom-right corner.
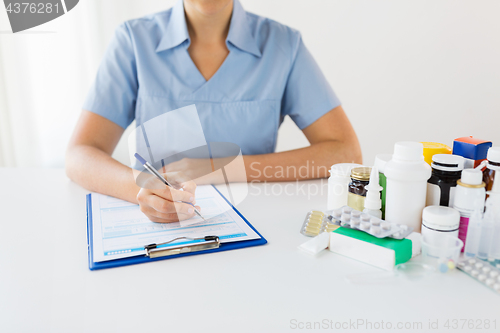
[{"x1": 66, "y1": 0, "x2": 362, "y2": 222}]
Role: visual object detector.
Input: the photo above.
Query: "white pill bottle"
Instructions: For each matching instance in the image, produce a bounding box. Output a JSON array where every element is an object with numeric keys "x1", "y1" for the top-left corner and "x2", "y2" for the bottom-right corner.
[
  {"x1": 327, "y1": 163, "x2": 361, "y2": 210},
  {"x1": 421, "y1": 206, "x2": 460, "y2": 246},
  {"x1": 385, "y1": 142, "x2": 432, "y2": 232}
]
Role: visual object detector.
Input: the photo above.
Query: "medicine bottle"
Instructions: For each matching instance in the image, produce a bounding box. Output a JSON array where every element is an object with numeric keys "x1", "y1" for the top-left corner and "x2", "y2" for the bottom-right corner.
[
  {"x1": 363, "y1": 167, "x2": 383, "y2": 219},
  {"x1": 327, "y1": 163, "x2": 361, "y2": 210},
  {"x1": 452, "y1": 169, "x2": 486, "y2": 250},
  {"x1": 347, "y1": 167, "x2": 371, "y2": 211},
  {"x1": 421, "y1": 142, "x2": 452, "y2": 165},
  {"x1": 426, "y1": 154, "x2": 464, "y2": 207},
  {"x1": 384, "y1": 142, "x2": 431, "y2": 232},
  {"x1": 483, "y1": 147, "x2": 500, "y2": 199},
  {"x1": 421, "y1": 206, "x2": 460, "y2": 247}
]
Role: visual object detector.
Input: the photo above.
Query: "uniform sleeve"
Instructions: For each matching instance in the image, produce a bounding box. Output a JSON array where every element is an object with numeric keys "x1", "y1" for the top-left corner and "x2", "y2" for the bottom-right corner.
[
  {"x1": 281, "y1": 35, "x2": 341, "y2": 129},
  {"x1": 82, "y1": 23, "x2": 138, "y2": 129}
]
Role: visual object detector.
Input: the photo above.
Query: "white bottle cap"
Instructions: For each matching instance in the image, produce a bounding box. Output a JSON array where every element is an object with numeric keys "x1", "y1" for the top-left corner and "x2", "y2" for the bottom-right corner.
[
  {"x1": 392, "y1": 142, "x2": 424, "y2": 162},
  {"x1": 422, "y1": 206, "x2": 460, "y2": 231},
  {"x1": 460, "y1": 169, "x2": 483, "y2": 186},
  {"x1": 373, "y1": 154, "x2": 392, "y2": 174},
  {"x1": 487, "y1": 147, "x2": 500, "y2": 163},
  {"x1": 431, "y1": 154, "x2": 465, "y2": 172}
]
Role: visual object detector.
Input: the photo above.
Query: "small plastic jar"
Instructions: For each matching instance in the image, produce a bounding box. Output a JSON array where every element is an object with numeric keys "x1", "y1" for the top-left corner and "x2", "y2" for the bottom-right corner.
[
  {"x1": 347, "y1": 167, "x2": 371, "y2": 211},
  {"x1": 421, "y1": 206, "x2": 460, "y2": 247}
]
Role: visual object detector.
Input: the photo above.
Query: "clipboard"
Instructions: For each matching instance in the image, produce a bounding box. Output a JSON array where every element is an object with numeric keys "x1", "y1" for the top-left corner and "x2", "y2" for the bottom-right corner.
[{"x1": 87, "y1": 186, "x2": 267, "y2": 270}]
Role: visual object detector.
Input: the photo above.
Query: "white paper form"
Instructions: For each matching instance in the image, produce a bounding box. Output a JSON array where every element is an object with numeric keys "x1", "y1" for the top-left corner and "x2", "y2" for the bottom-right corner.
[{"x1": 91, "y1": 185, "x2": 260, "y2": 262}]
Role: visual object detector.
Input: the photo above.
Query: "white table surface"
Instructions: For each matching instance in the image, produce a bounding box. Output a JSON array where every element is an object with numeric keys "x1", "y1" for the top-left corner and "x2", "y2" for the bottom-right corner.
[{"x1": 0, "y1": 168, "x2": 499, "y2": 333}]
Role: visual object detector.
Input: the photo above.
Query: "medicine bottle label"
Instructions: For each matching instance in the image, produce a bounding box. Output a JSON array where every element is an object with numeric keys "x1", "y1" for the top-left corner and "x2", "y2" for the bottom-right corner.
[
  {"x1": 426, "y1": 183, "x2": 456, "y2": 207},
  {"x1": 448, "y1": 187, "x2": 456, "y2": 207},
  {"x1": 347, "y1": 192, "x2": 365, "y2": 212},
  {"x1": 458, "y1": 216, "x2": 469, "y2": 251},
  {"x1": 426, "y1": 183, "x2": 441, "y2": 206}
]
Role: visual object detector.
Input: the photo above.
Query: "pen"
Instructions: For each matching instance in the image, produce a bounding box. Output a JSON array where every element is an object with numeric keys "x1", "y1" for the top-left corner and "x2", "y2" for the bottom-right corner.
[{"x1": 134, "y1": 153, "x2": 207, "y2": 222}]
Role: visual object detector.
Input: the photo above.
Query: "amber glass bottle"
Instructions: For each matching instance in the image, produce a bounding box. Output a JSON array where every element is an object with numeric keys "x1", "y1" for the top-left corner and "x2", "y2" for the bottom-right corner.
[{"x1": 347, "y1": 167, "x2": 371, "y2": 211}]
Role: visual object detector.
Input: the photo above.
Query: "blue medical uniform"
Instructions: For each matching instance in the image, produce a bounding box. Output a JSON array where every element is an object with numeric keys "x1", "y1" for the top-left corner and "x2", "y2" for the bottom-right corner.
[{"x1": 83, "y1": 0, "x2": 340, "y2": 155}]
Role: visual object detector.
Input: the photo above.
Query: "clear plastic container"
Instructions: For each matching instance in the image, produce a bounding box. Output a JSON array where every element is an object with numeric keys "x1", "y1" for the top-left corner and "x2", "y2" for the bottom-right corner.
[{"x1": 421, "y1": 234, "x2": 463, "y2": 273}]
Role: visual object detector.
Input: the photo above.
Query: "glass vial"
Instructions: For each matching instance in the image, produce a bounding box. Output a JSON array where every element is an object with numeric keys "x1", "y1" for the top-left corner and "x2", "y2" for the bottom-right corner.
[{"x1": 347, "y1": 167, "x2": 371, "y2": 211}]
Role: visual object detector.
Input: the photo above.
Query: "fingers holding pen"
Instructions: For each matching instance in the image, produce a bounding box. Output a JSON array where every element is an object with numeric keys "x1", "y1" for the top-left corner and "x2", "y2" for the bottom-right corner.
[
  {"x1": 179, "y1": 180, "x2": 197, "y2": 196},
  {"x1": 151, "y1": 195, "x2": 199, "y2": 216},
  {"x1": 134, "y1": 162, "x2": 200, "y2": 222},
  {"x1": 137, "y1": 188, "x2": 201, "y2": 222},
  {"x1": 151, "y1": 185, "x2": 196, "y2": 205}
]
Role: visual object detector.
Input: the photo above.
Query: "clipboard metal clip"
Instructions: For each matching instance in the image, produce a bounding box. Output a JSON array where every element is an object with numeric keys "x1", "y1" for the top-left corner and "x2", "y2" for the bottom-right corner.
[{"x1": 144, "y1": 236, "x2": 220, "y2": 258}]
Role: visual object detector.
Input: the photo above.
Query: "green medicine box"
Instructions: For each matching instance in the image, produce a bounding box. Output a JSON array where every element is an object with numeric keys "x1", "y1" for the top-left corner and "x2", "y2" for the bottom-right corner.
[{"x1": 329, "y1": 227, "x2": 413, "y2": 270}]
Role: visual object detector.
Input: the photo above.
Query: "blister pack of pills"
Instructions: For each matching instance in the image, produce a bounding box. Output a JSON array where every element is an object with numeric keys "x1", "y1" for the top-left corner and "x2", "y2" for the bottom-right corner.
[
  {"x1": 301, "y1": 206, "x2": 414, "y2": 239},
  {"x1": 300, "y1": 210, "x2": 340, "y2": 237},
  {"x1": 387, "y1": 224, "x2": 413, "y2": 239},
  {"x1": 336, "y1": 206, "x2": 414, "y2": 239},
  {"x1": 336, "y1": 207, "x2": 400, "y2": 238},
  {"x1": 457, "y1": 258, "x2": 500, "y2": 293}
]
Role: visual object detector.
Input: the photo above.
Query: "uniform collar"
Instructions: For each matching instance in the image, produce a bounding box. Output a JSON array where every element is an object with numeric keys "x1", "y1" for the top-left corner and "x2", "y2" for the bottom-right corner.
[
  {"x1": 156, "y1": 0, "x2": 190, "y2": 52},
  {"x1": 226, "y1": 0, "x2": 261, "y2": 57},
  {"x1": 156, "y1": 0, "x2": 261, "y2": 57}
]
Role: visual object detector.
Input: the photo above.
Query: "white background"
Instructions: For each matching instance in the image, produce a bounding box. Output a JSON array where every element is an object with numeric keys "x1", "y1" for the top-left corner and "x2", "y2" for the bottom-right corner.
[{"x1": 0, "y1": 0, "x2": 499, "y2": 168}]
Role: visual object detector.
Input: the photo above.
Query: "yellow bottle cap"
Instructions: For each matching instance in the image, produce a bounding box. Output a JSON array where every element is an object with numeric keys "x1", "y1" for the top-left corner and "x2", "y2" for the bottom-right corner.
[{"x1": 421, "y1": 142, "x2": 452, "y2": 165}]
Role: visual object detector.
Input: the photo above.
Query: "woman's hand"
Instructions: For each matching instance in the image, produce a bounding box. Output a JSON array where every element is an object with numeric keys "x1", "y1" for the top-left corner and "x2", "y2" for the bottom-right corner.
[{"x1": 136, "y1": 173, "x2": 200, "y2": 223}]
